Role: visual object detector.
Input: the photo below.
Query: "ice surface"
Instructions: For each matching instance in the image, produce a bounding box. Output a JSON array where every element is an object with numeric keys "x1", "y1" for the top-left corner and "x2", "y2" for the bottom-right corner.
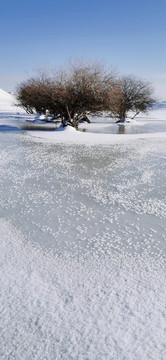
[{"x1": 0, "y1": 111, "x2": 166, "y2": 359}]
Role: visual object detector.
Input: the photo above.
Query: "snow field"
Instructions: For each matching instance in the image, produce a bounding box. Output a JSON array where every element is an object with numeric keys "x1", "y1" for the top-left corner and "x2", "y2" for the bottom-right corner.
[{"x1": 1, "y1": 219, "x2": 166, "y2": 360}]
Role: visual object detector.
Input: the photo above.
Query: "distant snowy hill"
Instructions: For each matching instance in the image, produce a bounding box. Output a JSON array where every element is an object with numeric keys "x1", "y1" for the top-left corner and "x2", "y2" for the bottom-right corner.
[{"x1": 0, "y1": 88, "x2": 25, "y2": 113}]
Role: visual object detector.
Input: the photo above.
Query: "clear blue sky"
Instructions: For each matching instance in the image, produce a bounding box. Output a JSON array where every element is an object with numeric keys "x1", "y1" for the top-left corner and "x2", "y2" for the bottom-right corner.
[{"x1": 1, "y1": 0, "x2": 166, "y2": 99}]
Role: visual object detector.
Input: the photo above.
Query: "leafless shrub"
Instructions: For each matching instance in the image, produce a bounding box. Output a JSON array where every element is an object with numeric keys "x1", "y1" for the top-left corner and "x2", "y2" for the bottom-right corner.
[
  {"x1": 16, "y1": 61, "x2": 156, "y2": 126},
  {"x1": 16, "y1": 60, "x2": 118, "y2": 127},
  {"x1": 109, "y1": 75, "x2": 156, "y2": 122}
]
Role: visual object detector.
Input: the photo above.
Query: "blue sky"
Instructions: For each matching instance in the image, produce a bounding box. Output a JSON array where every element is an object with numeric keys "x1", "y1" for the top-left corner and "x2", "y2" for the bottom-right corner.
[{"x1": 1, "y1": 0, "x2": 166, "y2": 99}]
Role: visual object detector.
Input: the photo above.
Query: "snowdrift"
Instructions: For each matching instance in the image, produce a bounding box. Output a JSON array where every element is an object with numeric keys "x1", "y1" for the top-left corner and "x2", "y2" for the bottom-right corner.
[{"x1": 0, "y1": 88, "x2": 25, "y2": 114}]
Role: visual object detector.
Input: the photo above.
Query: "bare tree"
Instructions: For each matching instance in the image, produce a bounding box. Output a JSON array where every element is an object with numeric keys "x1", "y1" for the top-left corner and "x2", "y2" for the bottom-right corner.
[
  {"x1": 108, "y1": 75, "x2": 156, "y2": 122},
  {"x1": 17, "y1": 61, "x2": 155, "y2": 126},
  {"x1": 16, "y1": 60, "x2": 118, "y2": 127}
]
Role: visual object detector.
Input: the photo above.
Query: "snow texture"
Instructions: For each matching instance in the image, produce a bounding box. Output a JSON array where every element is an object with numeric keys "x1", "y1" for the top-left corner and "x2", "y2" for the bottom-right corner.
[{"x1": 1, "y1": 219, "x2": 166, "y2": 360}]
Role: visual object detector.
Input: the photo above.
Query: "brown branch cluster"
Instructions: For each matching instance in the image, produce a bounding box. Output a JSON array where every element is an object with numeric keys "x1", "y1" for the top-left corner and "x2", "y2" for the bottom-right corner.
[{"x1": 16, "y1": 60, "x2": 155, "y2": 126}]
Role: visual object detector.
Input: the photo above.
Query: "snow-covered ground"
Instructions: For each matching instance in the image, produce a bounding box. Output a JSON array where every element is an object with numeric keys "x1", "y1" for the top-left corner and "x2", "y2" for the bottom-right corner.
[
  {"x1": 1, "y1": 219, "x2": 166, "y2": 360},
  {"x1": 0, "y1": 94, "x2": 166, "y2": 359}
]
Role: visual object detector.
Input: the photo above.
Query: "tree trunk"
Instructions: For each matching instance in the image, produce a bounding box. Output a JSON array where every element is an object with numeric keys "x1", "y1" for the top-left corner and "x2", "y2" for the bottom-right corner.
[
  {"x1": 116, "y1": 113, "x2": 126, "y2": 123},
  {"x1": 82, "y1": 113, "x2": 91, "y2": 123},
  {"x1": 131, "y1": 110, "x2": 140, "y2": 119}
]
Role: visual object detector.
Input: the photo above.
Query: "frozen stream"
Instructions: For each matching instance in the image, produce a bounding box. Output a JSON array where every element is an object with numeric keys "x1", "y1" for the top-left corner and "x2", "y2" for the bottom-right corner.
[{"x1": 0, "y1": 116, "x2": 166, "y2": 359}]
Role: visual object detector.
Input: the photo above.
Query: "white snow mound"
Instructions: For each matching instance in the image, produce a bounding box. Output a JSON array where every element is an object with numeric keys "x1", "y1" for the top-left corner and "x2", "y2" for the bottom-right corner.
[{"x1": 0, "y1": 88, "x2": 25, "y2": 113}]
